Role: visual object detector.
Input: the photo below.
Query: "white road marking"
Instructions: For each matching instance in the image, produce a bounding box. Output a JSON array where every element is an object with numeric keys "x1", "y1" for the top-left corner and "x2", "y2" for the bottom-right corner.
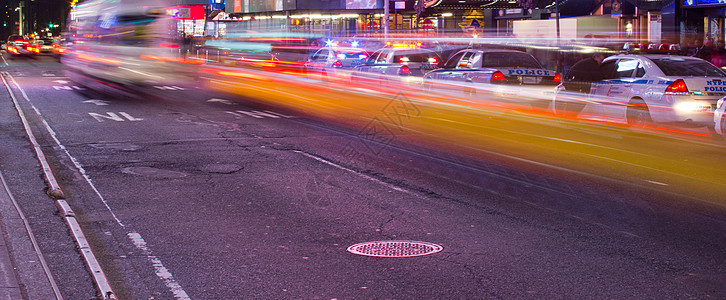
[
  {"x1": 227, "y1": 110, "x2": 294, "y2": 119},
  {"x1": 6, "y1": 72, "x2": 190, "y2": 299},
  {"x1": 52, "y1": 80, "x2": 69, "y2": 84},
  {"x1": 154, "y1": 85, "x2": 185, "y2": 90},
  {"x1": 206, "y1": 98, "x2": 235, "y2": 105},
  {"x1": 82, "y1": 99, "x2": 110, "y2": 106},
  {"x1": 88, "y1": 112, "x2": 144, "y2": 122},
  {"x1": 128, "y1": 232, "x2": 190, "y2": 299},
  {"x1": 645, "y1": 180, "x2": 668, "y2": 186},
  {"x1": 294, "y1": 151, "x2": 415, "y2": 196}
]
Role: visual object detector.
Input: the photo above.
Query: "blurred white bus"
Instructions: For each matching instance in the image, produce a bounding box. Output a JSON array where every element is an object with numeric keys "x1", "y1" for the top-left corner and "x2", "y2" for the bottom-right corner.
[{"x1": 63, "y1": 0, "x2": 200, "y2": 93}]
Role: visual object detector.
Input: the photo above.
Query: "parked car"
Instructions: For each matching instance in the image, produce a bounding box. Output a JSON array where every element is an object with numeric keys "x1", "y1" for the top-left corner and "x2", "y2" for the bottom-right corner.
[
  {"x1": 353, "y1": 47, "x2": 441, "y2": 78},
  {"x1": 423, "y1": 48, "x2": 560, "y2": 108},
  {"x1": 304, "y1": 46, "x2": 369, "y2": 80},
  {"x1": 553, "y1": 54, "x2": 726, "y2": 128}
]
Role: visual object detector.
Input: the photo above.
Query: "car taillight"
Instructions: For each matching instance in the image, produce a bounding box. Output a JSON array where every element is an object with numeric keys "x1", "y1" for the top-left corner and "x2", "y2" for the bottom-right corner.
[
  {"x1": 399, "y1": 65, "x2": 411, "y2": 75},
  {"x1": 491, "y1": 71, "x2": 505, "y2": 82},
  {"x1": 428, "y1": 57, "x2": 438, "y2": 64},
  {"x1": 665, "y1": 79, "x2": 689, "y2": 94},
  {"x1": 553, "y1": 73, "x2": 561, "y2": 83},
  {"x1": 333, "y1": 60, "x2": 343, "y2": 67}
]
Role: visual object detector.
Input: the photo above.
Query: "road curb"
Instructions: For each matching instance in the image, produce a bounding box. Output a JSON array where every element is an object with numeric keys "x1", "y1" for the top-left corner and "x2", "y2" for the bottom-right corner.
[{"x1": 56, "y1": 200, "x2": 116, "y2": 299}]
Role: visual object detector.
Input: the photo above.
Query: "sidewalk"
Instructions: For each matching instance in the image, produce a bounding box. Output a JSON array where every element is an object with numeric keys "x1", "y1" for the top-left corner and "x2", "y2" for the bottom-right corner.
[{"x1": 0, "y1": 171, "x2": 58, "y2": 299}]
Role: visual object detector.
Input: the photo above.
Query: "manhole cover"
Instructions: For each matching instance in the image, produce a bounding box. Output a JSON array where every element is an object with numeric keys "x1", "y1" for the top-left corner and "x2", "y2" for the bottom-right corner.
[{"x1": 347, "y1": 241, "x2": 443, "y2": 258}]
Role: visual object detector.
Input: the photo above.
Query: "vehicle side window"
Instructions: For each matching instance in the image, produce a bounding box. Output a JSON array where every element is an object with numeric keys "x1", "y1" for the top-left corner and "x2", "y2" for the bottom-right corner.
[
  {"x1": 367, "y1": 50, "x2": 382, "y2": 64},
  {"x1": 468, "y1": 52, "x2": 482, "y2": 68},
  {"x1": 444, "y1": 52, "x2": 465, "y2": 69},
  {"x1": 311, "y1": 49, "x2": 327, "y2": 61},
  {"x1": 376, "y1": 50, "x2": 389, "y2": 64},
  {"x1": 635, "y1": 62, "x2": 646, "y2": 77},
  {"x1": 457, "y1": 52, "x2": 475, "y2": 69},
  {"x1": 615, "y1": 59, "x2": 638, "y2": 78}
]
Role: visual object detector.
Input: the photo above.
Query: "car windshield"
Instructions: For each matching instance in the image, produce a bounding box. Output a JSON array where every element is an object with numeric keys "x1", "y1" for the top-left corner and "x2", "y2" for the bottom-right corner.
[
  {"x1": 481, "y1": 52, "x2": 542, "y2": 68},
  {"x1": 651, "y1": 57, "x2": 726, "y2": 77},
  {"x1": 393, "y1": 51, "x2": 439, "y2": 63}
]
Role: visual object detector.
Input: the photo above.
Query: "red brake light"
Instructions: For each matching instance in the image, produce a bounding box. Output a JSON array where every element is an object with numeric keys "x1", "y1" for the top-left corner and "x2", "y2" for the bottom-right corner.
[
  {"x1": 553, "y1": 73, "x2": 561, "y2": 83},
  {"x1": 665, "y1": 79, "x2": 689, "y2": 94},
  {"x1": 333, "y1": 60, "x2": 342, "y2": 67},
  {"x1": 491, "y1": 71, "x2": 505, "y2": 82},
  {"x1": 399, "y1": 65, "x2": 411, "y2": 75},
  {"x1": 160, "y1": 42, "x2": 179, "y2": 49}
]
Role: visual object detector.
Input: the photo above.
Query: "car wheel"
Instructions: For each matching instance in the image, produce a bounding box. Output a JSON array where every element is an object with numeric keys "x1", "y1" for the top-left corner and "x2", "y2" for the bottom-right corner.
[{"x1": 626, "y1": 99, "x2": 652, "y2": 126}]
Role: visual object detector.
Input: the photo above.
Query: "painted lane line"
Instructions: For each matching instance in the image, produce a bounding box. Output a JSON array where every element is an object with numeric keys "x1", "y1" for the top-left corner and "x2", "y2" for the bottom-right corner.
[
  {"x1": 128, "y1": 233, "x2": 191, "y2": 299},
  {"x1": 1, "y1": 72, "x2": 64, "y2": 198},
  {"x1": 294, "y1": 150, "x2": 416, "y2": 196},
  {"x1": 82, "y1": 99, "x2": 110, "y2": 106},
  {"x1": 5, "y1": 73, "x2": 123, "y2": 225},
  {"x1": 0, "y1": 171, "x2": 64, "y2": 300},
  {"x1": 6, "y1": 73, "x2": 191, "y2": 299}
]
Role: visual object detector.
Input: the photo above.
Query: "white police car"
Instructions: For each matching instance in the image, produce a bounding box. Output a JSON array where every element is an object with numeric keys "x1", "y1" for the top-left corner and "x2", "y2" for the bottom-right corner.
[
  {"x1": 423, "y1": 49, "x2": 560, "y2": 108},
  {"x1": 554, "y1": 54, "x2": 726, "y2": 127}
]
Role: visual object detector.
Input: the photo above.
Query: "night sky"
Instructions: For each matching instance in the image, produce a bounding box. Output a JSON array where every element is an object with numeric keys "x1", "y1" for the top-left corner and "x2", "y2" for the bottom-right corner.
[{"x1": 1, "y1": 0, "x2": 71, "y2": 41}]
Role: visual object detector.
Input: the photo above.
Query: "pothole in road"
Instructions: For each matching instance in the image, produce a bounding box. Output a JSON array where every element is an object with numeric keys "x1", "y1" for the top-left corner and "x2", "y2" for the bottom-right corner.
[
  {"x1": 347, "y1": 241, "x2": 443, "y2": 258},
  {"x1": 199, "y1": 163, "x2": 244, "y2": 174},
  {"x1": 121, "y1": 167, "x2": 188, "y2": 178},
  {"x1": 89, "y1": 143, "x2": 142, "y2": 151}
]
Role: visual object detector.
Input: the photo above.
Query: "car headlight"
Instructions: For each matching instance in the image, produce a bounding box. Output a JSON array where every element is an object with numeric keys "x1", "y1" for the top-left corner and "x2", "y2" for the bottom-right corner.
[{"x1": 674, "y1": 101, "x2": 711, "y2": 113}]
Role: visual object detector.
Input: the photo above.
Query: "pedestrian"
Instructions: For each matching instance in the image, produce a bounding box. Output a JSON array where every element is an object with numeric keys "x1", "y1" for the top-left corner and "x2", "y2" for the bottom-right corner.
[{"x1": 563, "y1": 52, "x2": 606, "y2": 93}]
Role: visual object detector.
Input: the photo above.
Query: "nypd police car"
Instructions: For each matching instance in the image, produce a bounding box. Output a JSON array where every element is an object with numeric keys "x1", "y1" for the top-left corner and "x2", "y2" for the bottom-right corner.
[
  {"x1": 353, "y1": 46, "x2": 441, "y2": 78},
  {"x1": 423, "y1": 49, "x2": 560, "y2": 107},
  {"x1": 554, "y1": 54, "x2": 726, "y2": 127}
]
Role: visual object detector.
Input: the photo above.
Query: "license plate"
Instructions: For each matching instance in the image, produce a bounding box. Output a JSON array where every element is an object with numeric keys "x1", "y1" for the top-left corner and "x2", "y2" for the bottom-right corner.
[
  {"x1": 522, "y1": 77, "x2": 537, "y2": 84},
  {"x1": 419, "y1": 64, "x2": 436, "y2": 69}
]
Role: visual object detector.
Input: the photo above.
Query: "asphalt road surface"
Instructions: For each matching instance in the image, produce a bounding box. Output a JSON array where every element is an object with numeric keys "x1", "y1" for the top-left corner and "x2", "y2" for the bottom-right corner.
[{"x1": 1, "y1": 54, "x2": 725, "y2": 299}]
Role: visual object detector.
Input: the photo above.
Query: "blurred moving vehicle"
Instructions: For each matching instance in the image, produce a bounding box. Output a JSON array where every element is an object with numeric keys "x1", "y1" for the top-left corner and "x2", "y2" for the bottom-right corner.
[
  {"x1": 553, "y1": 54, "x2": 726, "y2": 128},
  {"x1": 5, "y1": 35, "x2": 38, "y2": 58},
  {"x1": 63, "y1": 0, "x2": 199, "y2": 93},
  {"x1": 34, "y1": 38, "x2": 56, "y2": 54},
  {"x1": 304, "y1": 46, "x2": 369, "y2": 79},
  {"x1": 353, "y1": 46, "x2": 441, "y2": 78}
]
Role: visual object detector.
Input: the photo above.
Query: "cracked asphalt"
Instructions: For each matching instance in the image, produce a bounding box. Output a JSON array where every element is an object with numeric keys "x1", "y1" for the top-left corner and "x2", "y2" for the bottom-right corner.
[{"x1": 1, "y1": 55, "x2": 725, "y2": 298}]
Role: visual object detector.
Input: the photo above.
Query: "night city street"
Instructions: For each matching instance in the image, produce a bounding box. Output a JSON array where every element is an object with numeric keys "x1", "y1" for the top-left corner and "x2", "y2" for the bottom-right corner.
[{"x1": 1, "y1": 0, "x2": 726, "y2": 299}]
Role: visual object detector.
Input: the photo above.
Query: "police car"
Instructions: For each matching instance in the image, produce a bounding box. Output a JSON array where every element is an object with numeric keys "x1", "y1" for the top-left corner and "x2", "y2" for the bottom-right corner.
[
  {"x1": 553, "y1": 54, "x2": 726, "y2": 127},
  {"x1": 423, "y1": 49, "x2": 560, "y2": 108},
  {"x1": 353, "y1": 44, "x2": 441, "y2": 78},
  {"x1": 304, "y1": 46, "x2": 369, "y2": 80}
]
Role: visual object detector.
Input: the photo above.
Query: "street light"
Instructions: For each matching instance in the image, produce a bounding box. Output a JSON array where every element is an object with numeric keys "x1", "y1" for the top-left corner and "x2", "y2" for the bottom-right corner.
[{"x1": 14, "y1": 3, "x2": 24, "y2": 36}]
